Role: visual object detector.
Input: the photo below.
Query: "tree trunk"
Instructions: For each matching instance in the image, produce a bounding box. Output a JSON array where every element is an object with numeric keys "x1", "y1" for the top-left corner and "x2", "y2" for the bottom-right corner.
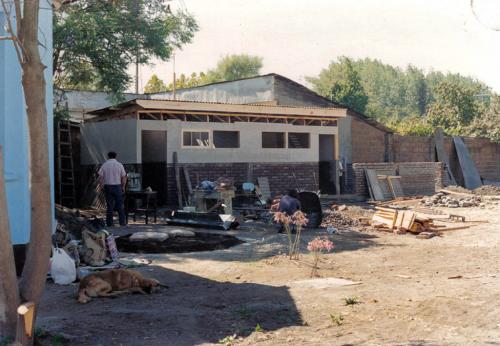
[
  {"x1": 17, "y1": 0, "x2": 52, "y2": 321},
  {"x1": 15, "y1": 2, "x2": 52, "y2": 344},
  {"x1": 0, "y1": 148, "x2": 20, "y2": 340},
  {"x1": 0, "y1": 1, "x2": 51, "y2": 344}
]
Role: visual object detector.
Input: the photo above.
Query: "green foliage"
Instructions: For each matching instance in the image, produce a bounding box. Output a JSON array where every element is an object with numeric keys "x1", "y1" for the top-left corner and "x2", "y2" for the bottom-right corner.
[
  {"x1": 144, "y1": 74, "x2": 168, "y2": 93},
  {"x1": 468, "y1": 95, "x2": 500, "y2": 142},
  {"x1": 326, "y1": 57, "x2": 368, "y2": 113},
  {"x1": 203, "y1": 54, "x2": 263, "y2": 83},
  {"x1": 218, "y1": 334, "x2": 236, "y2": 346},
  {"x1": 343, "y1": 296, "x2": 360, "y2": 306},
  {"x1": 330, "y1": 313, "x2": 344, "y2": 326},
  {"x1": 254, "y1": 323, "x2": 263, "y2": 332},
  {"x1": 308, "y1": 57, "x2": 495, "y2": 138},
  {"x1": 426, "y1": 80, "x2": 485, "y2": 136},
  {"x1": 167, "y1": 72, "x2": 208, "y2": 90},
  {"x1": 386, "y1": 116, "x2": 434, "y2": 136},
  {"x1": 54, "y1": 0, "x2": 198, "y2": 98}
]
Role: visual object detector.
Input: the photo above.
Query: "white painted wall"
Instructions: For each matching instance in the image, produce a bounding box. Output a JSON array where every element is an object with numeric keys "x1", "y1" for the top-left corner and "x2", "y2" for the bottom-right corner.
[{"x1": 82, "y1": 118, "x2": 339, "y2": 165}]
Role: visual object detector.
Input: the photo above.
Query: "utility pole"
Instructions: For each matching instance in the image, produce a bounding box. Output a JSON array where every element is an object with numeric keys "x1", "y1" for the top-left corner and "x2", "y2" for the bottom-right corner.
[
  {"x1": 172, "y1": 53, "x2": 176, "y2": 100},
  {"x1": 134, "y1": 1, "x2": 140, "y2": 94}
]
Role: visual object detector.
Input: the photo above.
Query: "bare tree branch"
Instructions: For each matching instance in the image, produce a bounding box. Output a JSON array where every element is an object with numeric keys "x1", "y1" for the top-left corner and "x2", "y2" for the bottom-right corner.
[
  {"x1": 0, "y1": 0, "x2": 24, "y2": 64},
  {"x1": 470, "y1": 0, "x2": 500, "y2": 31}
]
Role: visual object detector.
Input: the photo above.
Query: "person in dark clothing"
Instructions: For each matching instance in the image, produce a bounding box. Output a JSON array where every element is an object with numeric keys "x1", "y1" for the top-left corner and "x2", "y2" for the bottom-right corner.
[{"x1": 277, "y1": 189, "x2": 301, "y2": 233}]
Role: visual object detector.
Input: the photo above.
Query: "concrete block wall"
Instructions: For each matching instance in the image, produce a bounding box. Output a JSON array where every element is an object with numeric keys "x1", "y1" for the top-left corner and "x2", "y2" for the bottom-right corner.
[
  {"x1": 166, "y1": 162, "x2": 319, "y2": 206},
  {"x1": 351, "y1": 162, "x2": 444, "y2": 198},
  {"x1": 393, "y1": 135, "x2": 434, "y2": 162},
  {"x1": 351, "y1": 117, "x2": 386, "y2": 163}
]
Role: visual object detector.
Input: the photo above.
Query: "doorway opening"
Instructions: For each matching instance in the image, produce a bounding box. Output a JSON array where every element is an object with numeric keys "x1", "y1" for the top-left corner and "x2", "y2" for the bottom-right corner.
[
  {"x1": 141, "y1": 130, "x2": 167, "y2": 204},
  {"x1": 318, "y1": 134, "x2": 336, "y2": 194}
]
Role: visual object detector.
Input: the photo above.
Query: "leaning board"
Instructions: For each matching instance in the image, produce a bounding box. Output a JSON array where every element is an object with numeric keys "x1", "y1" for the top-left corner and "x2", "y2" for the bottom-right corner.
[
  {"x1": 365, "y1": 169, "x2": 386, "y2": 201},
  {"x1": 453, "y1": 137, "x2": 482, "y2": 190}
]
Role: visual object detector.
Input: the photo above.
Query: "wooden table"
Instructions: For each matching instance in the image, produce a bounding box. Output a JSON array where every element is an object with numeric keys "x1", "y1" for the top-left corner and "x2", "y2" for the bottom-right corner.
[{"x1": 125, "y1": 190, "x2": 158, "y2": 224}]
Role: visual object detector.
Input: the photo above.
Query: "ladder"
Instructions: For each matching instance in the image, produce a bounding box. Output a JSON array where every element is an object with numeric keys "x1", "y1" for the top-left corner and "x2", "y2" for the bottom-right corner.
[{"x1": 56, "y1": 120, "x2": 76, "y2": 208}]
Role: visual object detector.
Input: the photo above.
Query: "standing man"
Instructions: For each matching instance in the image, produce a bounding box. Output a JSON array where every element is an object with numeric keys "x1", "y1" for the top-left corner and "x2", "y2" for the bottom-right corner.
[{"x1": 99, "y1": 152, "x2": 127, "y2": 227}]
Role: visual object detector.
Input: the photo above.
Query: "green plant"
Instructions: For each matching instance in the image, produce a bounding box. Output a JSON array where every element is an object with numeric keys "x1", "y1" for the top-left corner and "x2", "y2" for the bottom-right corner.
[
  {"x1": 254, "y1": 323, "x2": 263, "y2": 333},
  {"x1": 218, "y1": 334, "x2": 236, "y2": 346},
  {"x1": 330, "y1": 313, "x2": 344, "y2": 326},
  {"x1": 343, "y1": 296, "x2": 360, "y2": 306},
  {"x1": 50, "y1": 334, "x2": 67, "y2": 346}
]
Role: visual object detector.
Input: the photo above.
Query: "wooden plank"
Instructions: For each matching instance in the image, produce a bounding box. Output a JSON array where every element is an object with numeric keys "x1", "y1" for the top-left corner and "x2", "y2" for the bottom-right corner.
[
  {"x1": 401, "y1": 211, "x2": 415, "y2": 230},
  {"x1": 173, "y1": 152, "x2": 183, "y2": 208},
  {"x1": 434, "y1": 128, "x2": 457, "y2": 185},
  {"x1": 453, "y1": 136, "x2": 482, "y2": 189},
  {"x1": 16, "y1": 302, "x2": 36, "y2": 345},
  {"x1": 372, "y1": 210, "x2": 398, "y2": 228},
  {"x1": 257, "y1": 177, "x2": 272, "y2": 200},
  {"x1": 387, "y1": 176, "x2": 404, "y2": 198},
  {"x1": 365, "y1": 169, "x2": 385, "y2": 201}
]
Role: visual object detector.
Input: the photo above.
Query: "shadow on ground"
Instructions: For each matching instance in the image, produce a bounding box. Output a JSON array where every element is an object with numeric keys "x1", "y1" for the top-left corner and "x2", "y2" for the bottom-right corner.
[
  {"x1": 38, "y1": 265, "x2": 303, "y2": 346},
  {"x1": 109, "y1": 223, "x2": 383, "y2": 264}
]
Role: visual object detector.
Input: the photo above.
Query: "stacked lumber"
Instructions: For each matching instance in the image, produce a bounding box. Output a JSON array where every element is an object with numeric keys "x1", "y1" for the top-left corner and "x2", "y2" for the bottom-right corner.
[{"x1": 371, "y1": 207, "x2": 437, "y2": 234}]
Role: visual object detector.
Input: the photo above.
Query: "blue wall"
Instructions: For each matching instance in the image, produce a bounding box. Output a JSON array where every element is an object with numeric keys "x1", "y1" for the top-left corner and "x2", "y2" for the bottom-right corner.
[{"x1": 0, "y1": 4, "x2": 54, "y2": 244}]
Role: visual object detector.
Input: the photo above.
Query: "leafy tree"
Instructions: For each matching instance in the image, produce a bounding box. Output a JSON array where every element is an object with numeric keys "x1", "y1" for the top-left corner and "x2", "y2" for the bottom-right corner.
[
  {"x1": 166, "y1": 72, "x2": 208, "y2": 90},
  {"x1": 308, "y1": 57, "x2": 493, "y2": 138},
  {"x1": 53, "y1": 0, "x2": 198, "y2": 97},
  {"x1": 204, "y1": 54, "x2": 263, "y2": 83},
  {"x1": 468, "y1": 95, "x2": 500, "y2": 142},
  {"x1": 144, "y1": 74, "x2": 168, "y2": 93},
  {"x1": 328, "y1": 57, "x2": 368, "y2": 113},
  {"x1": 425, "y1": 80, "x2": 485, "y2": 135},
  {"x1": 386, "y1": 116, "x2": 434, "y2": 136},
  {"x1": 404, "y1": 65, "x2": 428, "y2": 115}
]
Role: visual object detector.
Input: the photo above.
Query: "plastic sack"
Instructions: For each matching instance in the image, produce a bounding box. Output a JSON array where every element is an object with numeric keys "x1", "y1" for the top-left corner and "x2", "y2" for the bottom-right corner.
[{"x1": 50, "y1": 247, "x2": 76, "y2": 285}]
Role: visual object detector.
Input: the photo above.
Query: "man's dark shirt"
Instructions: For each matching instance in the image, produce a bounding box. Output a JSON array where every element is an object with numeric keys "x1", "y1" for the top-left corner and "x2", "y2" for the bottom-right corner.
[{"x1": 278, "y1": 195, "x2": 301, "y2": 216}]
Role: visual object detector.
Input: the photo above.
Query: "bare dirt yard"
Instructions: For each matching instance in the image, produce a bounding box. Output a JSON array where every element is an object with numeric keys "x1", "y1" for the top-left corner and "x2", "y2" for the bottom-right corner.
[{"x1": 38, "y1": 200, "x2": 500, "y2": 346}]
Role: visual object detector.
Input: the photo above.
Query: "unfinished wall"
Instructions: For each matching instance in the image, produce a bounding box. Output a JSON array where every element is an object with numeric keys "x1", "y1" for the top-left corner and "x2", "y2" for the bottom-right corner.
[
  {"x1": 351, "y1": 117, "x2": 387, "y2": 163},
  {"x1": 81, "y1": 119, "x2": 138, "y2": 164},
  {"x1": 393, "y1": 135, "x2": 434, "y2": 162},
  {"x1": 392, "y1": 135, "x2": 500, "y2": 183},
  {"x1": 351, "y1": 162, "x2": 444, "y2": 197},
  {"x1": 166, "y1": 162, "x2": 319, "y2": 206}
]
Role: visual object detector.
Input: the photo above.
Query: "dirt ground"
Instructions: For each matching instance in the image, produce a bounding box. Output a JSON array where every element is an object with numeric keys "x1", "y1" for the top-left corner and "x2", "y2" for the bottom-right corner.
[{"x1": 38, "y1": 200, "x2": 500, "y2": 346}]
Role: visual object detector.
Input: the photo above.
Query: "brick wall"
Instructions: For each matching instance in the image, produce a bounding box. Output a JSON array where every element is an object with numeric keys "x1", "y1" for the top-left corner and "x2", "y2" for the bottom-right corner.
[
  {"x1": 390, "y1": 135, "x2": 500, "y2": 183},
  {"x1": 166, "y1": 162, "x2": 319, "y2": 206},
  {"x1": 393, "y1": 135, "x2": 434, "y2": 162},
  {"x1": 351, "y1": 162, "x2": 444, "y2": 198},
  {"x1": 351, "y1": 117, "x2": 386, "y2": 163}
]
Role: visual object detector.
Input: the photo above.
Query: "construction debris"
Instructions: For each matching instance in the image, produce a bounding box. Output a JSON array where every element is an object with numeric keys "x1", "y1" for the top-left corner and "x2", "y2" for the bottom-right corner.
[
  {"x1": 371, "y1": 207, "x2": 439, "y2": 235},
  {"x1": 321, "y1": 209, "x2": 360, "y2": 229},
  {"x1": 420, "y1": 192, "x2": 481, "y2": 208}
]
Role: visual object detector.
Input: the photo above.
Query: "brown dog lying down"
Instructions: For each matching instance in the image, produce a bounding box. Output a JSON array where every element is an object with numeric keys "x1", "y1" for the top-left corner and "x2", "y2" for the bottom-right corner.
[{"x1": 78, "y1": 268, "x2": 167, "y2": 304}]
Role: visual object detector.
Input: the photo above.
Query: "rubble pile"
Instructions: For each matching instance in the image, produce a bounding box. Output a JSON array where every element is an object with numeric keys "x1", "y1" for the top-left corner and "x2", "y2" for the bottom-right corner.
[
  {"x1": 320, "y1": 209, "x2": 360, "y2": 228},
  {"x1": 420, "y1": 192, "x2": 481, "y2": 208},
  {"x1": 473, "y1": 185, "x2": 500, "y2": 196}
]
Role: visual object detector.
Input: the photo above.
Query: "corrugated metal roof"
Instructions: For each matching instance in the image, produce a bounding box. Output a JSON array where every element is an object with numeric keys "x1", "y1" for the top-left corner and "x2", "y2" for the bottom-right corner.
[{"x1": 90, "y1": 98, "x2": 347, "y2": 118}]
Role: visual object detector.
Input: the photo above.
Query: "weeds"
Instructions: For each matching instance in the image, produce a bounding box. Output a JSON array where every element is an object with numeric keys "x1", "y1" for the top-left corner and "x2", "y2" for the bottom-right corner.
[
  {"x1": 330, "y1": 313, "x2": 344, "y2": 326},
  {"x1": 218, "y1": 334, "x2": 236, "y2": 346},
  {"x1": 343, "y1": 296, "x2": 360, "y2": 306},
  {"x1": 254, "y1": 323, "x2": 263, "y2": 333}
]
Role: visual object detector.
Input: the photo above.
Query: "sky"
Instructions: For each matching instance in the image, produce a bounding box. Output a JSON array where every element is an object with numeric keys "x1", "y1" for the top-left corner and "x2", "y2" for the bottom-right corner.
[{"x1": 132, "y1": 0, "x2": 500, "y2": 93}]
